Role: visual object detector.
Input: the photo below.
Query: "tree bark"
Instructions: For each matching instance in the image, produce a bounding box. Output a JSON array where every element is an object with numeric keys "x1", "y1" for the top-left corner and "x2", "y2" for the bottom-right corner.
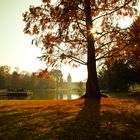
[{"x1": 83, "y1": 0, "x2": 101, "y2": 98}]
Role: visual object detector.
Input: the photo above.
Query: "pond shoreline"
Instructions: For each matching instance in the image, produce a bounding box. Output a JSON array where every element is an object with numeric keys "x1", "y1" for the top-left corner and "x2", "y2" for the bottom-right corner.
[{"x1": 0, "y1": 89, "x2": 84, "y2": 100}]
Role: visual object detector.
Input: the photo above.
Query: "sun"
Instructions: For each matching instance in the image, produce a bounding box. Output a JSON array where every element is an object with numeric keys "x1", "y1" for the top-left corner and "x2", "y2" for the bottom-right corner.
[{"x1": 91, "y1": 27, "x2": 97, "y2": 34}]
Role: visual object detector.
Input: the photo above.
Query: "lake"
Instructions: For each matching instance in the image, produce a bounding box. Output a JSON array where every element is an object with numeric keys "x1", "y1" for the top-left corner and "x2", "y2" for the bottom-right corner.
[{"x1": 0, "y1": 89, "x2": 84, "y2": 100}]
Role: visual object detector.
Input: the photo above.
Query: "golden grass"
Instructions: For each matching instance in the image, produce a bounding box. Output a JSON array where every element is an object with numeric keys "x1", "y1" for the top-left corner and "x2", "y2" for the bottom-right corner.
[{"x1": 0, "y1": 98, "x2": 139, "y2": 140}]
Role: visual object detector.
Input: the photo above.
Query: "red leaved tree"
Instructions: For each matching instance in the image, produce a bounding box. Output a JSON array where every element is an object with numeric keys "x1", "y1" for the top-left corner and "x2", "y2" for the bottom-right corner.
[
  {"x1": 23, "y1": 0, "x2": 138, "y2": 99},
  {"x1": 106, "y1": 16, "x2": 140, "y2": 71},
  {"x1": 120, "y1": 16, "x2": 140, "y2": 71}
]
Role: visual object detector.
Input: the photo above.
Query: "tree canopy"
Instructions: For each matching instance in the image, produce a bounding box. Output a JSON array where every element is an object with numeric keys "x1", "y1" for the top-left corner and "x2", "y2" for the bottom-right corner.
[
  {"x1": 23, "y1": 0, "x2": 139, "y2": 98},
  {"x1": 23, "y1": 0, "x2": 138, "y2": 66}
]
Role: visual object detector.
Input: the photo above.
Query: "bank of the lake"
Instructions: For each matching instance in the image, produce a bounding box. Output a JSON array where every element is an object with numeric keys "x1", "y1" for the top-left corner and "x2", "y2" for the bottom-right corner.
[
  {"x1": 0, "y1": 98, "x2": 139, "y2": 140},
  {"x1": 0, "y1": 89, "x2": 84, "y2": 100}
]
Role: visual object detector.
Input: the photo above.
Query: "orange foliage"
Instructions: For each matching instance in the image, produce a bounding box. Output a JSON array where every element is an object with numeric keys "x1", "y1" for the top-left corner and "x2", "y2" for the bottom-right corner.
[
  {"x1": 23, "y1": 0, "x2": 138, "y2": 67},
  {"x1": 34, "y1": 68, "x2": 49, "y2": 79},
  {"x1": 33, "y1": 25, "x2": 39, "y2": 35}
]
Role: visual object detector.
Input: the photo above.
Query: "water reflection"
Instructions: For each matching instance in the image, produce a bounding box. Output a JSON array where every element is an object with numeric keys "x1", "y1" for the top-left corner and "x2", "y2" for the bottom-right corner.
[
  {"x1": 55, "y1": 91, "x2": 80, "y2": 100},
  {"x1": 0, "y1": 89, "x2": 84, "y2": 100}
]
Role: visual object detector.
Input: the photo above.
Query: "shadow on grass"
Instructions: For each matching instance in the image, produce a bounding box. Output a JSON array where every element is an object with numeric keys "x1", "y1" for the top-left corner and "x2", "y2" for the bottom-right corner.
[
  {"x1": 56, "y1": 98, "x2": 101, "y2": 140},
  {"x1": 53, "y1": 99, "x2": 140, "y2": 140},
  {"x1": 0, "y1": 99, "x2": 140, "y2": 140}
]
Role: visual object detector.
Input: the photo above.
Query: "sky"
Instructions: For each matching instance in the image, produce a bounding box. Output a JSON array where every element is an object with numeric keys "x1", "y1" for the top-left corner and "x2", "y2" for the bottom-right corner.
[{"x1": 0, "y1": 0, "x2": 87, "y2": 82}]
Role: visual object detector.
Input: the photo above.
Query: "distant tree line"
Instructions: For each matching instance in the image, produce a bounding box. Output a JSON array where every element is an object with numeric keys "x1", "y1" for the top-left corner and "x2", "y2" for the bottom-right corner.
[{"x1": 0, "y1": 65, "x2": 63, "y2": 89}]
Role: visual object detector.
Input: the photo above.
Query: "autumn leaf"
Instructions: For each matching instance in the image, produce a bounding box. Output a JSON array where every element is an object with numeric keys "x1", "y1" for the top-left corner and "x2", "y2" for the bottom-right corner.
[{"x1": 33, "y1": 25, "x2": 39, "y2": 34}]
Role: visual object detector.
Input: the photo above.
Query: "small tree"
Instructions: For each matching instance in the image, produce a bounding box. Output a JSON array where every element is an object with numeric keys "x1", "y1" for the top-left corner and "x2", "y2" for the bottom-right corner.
[
  {"x1": 50, "y1": 69, "x2": 63, "y2": 89},
  {"x1": 23, "y1": 0, "x2": 138, "y2": 98},
  {"x1": 0, "y1": 75, "x2": 5, "y2": 89},
  {"x1": 11, "y1": 71, "x2": 20, "y2": 88},
  {"x1": 77, "y1": 81, "x2": 85, "y2": 92},
  {"x1": 0, "y1": 65, "x2": 11, "y2": 89}
]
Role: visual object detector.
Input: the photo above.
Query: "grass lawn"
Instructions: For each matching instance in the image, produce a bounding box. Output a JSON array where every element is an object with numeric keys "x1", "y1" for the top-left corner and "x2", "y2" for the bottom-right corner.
[{"x1": 0, "y1": 97, "x2": 140, "y2": 140}]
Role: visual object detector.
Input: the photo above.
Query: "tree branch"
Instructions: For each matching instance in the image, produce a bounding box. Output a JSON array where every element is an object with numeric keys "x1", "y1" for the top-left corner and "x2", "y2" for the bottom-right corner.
[
  {"x1": 75, "y1": 11, "x2": 87, "y2": 39},
  {"x1": 96, "y1": 43, "x2": 128, "y2": 61},
  {"x1": 62, "y1": 54, "x2": 87, "y2": 65},
  {"x1": 92, "y1": 0, "x2": 132, "y2": 22}
]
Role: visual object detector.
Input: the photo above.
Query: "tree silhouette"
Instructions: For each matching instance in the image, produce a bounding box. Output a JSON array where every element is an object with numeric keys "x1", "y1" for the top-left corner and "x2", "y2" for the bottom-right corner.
[{"x1": 23, "y1": 0, "x2": 138, "y2": 98}]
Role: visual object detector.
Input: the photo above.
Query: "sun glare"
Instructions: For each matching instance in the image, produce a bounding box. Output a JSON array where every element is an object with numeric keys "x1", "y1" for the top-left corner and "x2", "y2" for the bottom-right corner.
[{"x1": 91, "y1": 27, "x2": 96, "y2": 34}]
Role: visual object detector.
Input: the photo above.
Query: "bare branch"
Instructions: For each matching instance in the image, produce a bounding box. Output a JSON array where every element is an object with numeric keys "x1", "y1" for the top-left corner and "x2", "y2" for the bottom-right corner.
[{"x1": 62, "y1": 54, "x2": 87, "y2": 65}]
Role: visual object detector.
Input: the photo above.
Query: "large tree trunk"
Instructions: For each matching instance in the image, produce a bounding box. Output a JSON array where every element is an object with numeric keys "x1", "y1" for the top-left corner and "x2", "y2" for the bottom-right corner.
[{"x1": 83, "y1": 0, "x2": 101, "y2": 98}]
